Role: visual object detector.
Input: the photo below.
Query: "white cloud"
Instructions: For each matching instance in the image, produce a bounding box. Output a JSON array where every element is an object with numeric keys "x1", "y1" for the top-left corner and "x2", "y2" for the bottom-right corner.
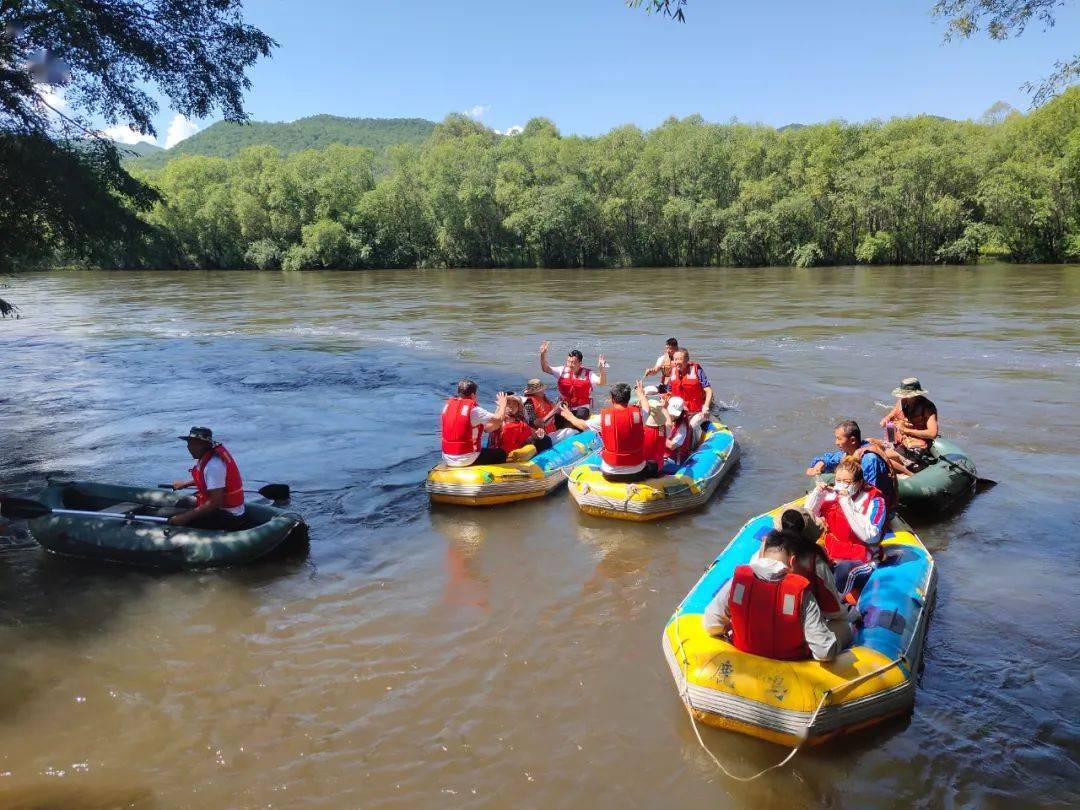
[
  {"x1": 496, "y1": 125, "x2": 524, "y2": 137},
  {"x1": 464, "y1": 104, "x2": 490, "y2": 119},
  {"x1": 163, "y1": 113, "x2": 200, "y2": 148},
  {"x1": 34, "y1": 83, "x2": 66, "y2": 111},
  {"x1": 100, "y1": 125, "x2": 156, "y2": 145}
]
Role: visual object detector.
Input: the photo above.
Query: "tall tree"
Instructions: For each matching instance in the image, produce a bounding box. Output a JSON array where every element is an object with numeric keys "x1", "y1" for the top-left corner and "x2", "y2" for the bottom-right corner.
[{"x1": 0, "y1": 0, "x2": 275, "y2": 275}]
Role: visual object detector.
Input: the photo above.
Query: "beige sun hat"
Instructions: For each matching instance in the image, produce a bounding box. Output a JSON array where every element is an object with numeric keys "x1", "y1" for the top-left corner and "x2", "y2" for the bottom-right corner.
[
  {"x1": 773, "y1": 506, "x2": 825, "y2": 543},
  {"x1": 523, "y1": 378, "x2": 546, "y2": 394},
  {"x1": 892, "y1": 377, "x2": 929, "y2": 399}
]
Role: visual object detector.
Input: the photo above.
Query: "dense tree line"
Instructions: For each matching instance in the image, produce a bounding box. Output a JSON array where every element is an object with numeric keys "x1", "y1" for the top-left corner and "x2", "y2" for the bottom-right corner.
[{"x1": 61, "y1": 87, "x2": 1080, "y2": 269}]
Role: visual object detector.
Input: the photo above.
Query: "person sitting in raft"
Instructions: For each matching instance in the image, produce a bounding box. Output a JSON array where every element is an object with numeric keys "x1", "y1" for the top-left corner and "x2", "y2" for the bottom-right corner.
[
  {"x1": 522, "y1": 378, "x2": 559, "y2": 435},
  {"x1": 639, "y1": 381, "x2": 671, "y2": 473},
  {"x1": 666, "y1": 348, "x2": 713, "y2": 435},
  {"x1": 486, "y1": 395, "x2": 538, "y2": 457},
  {"x1": 644, "y1": 337, "x2": 679, "y2": 384},
  {"x1": 598, "y1": 382, "x2": 659, "y2": 483},
  {"x1": 663, "y1": 396, "x2": 697, "y2": 465},
  {"x1": 441, "y1": 381, "x2": 509, "y2": 467},
  {"x1": 805, "y1": 419, "x2": 896, "y2": 512},
  {"x1": 169, "y1": 427, "x2": 248, "y2": 530},
  {"x1": 876, "y1": 377, "x2": 939, "y2": 474},
  {"x1": 538, "y1": 341, "x2": 607, "y2": 423},
  {"x1": 774, "y1": 508, "x2": 859, "y2": 650},
  {"x1": 806, "y1": 457, "x2": 887, "y2": 597},
  {"x1": 703, "y1": 528, "x2": 840, "y2": 662}
]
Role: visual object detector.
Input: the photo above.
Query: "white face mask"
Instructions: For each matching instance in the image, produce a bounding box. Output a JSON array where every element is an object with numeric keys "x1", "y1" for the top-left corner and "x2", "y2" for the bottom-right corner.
[{"x1": 834, "y1": 482, "x2": 855, "y2": 496}]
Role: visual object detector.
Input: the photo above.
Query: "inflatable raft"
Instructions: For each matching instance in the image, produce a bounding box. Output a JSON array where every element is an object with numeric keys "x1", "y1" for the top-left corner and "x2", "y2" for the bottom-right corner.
[
  {"x1": 662, "y1": 498, "x2": 935, "y2": 746},
  {"x1": 566, "y1": 422, "x2": 739, "y2": 521},
  {"x1": 821, "y1": 438, "x2": 977, "y2": 514},
  {"x1": 426, "y1": 430, "x2": 601, "y2": 507},
  {"x1": 29, "y1": 481, "x2": 307, "y2": 569}
]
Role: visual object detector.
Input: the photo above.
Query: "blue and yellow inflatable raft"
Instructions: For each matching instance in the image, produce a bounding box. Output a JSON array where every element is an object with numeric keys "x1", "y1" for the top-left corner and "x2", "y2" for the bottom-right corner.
[
  {"x1": 426, "y1": 430, "x2": 600, "y2": 507},
  {"x1": 566, "y1": 422, "x2": 739, "y2": 521},
  {"x1": 662, "y1": 497, "x2": 936, "y2": 746}
]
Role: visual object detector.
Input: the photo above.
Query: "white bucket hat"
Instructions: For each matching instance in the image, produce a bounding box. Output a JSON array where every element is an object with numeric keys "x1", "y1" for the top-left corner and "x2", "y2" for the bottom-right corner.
[{"x1": 667, "y1": 396, "x2": 686, "y2": 417}]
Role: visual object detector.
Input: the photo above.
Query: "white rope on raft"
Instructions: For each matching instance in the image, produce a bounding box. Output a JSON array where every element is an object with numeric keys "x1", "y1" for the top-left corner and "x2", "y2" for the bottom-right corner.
[{"x1": 672, "y1": 610, "x2": 904, "y2": 782}]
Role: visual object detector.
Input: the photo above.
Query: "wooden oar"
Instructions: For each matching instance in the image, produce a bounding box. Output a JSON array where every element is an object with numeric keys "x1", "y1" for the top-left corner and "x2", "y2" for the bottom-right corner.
[
  {"x1": 0, "y1": 496, "x2": 169, "y2": 524},
  {"x1": 159, "y1": 483, "x2": 291, "y2": 500}
]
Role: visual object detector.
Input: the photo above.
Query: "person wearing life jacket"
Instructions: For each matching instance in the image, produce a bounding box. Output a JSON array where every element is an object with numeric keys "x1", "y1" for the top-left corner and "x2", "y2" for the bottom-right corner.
[
  {"x1": 666, "y1": 348, "x2": 713, "y2": 437},
  {"x1": 487, "y1": 395, "x2": 538, "y2": 455},
  {"x1": 774, "y1": 508, "x2": 858, "y2": 650},
  {"x1": 521, "y1": 378, "x2": 558, "y2": 435},
  {"x1": 663, "y1": 396, "x2": 696, "y2": 465},
  {"x1": 876, "y1": 377, "x2": 940, "y2": 474},
  {"x1": 806, "y1": 419, "x2": 897, "y2": 513},
  {"x1": 637, "y1": 380, "x2": 670, "y2": 472},
  {"x1": 598, "y1": 382, "x2": 657, "y2": 483},
  {"x1": 169, "y1": 426, "x2": 248, "y2": 530},
  {"x1": 644, "y1": 337, "x2": 680, "y2": 385},
  {"x1": 539, "y1": 340, "x2": 606, "y2": 423},
  {"x1": 703, "y1": 529, "x2": 840, "y2": 662},
  {"x1": 806, "y1": 457, "x2": 887, "y2": 597},
  {"x1": 440, "y1": 380, "x2": 509, "y2": 467}
]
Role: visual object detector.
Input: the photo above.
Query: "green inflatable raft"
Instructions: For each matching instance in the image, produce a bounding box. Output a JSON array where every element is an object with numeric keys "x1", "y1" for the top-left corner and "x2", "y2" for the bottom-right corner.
[
  {"x1": 28, "y1": 481, "x2": 307, "y2": 569},
  {"x1": 821, "y1": 438, "x2": 978, "y2": 514}
]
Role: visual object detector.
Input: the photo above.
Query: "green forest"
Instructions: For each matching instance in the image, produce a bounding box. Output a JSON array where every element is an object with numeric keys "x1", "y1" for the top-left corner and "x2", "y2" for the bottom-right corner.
[{"x1": 47, "y1": 88, "x2": 1080, "y2": 270}]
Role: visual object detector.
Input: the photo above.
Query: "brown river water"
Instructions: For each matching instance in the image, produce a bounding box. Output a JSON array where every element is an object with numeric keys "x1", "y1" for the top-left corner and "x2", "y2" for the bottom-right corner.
[{"x1": 0, "y1": 266, "x2": 1078, "y2": 808}]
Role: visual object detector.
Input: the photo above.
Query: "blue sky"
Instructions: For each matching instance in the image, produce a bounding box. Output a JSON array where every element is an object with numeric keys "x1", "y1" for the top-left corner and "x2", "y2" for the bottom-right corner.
[{"x1": 117, "y1": 0, "x2": 1080, "y2": 145}]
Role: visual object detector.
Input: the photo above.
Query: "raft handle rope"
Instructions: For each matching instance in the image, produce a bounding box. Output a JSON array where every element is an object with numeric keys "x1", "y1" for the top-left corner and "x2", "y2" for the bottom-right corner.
[{"x1": 671, "y1": 609, "x2": 904, "y2": 782}]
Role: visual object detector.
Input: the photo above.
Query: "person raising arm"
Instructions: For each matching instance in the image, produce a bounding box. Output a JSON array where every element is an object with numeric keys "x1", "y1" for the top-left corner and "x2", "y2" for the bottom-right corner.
[{"x1": 539, "y1": 340, "x2": 607, "y2": 420}]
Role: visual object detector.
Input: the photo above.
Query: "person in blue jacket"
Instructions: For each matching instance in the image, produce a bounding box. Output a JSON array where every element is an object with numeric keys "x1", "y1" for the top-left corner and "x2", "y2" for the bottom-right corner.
[{"x1": 805, "y1": 420, "x2": 896, "y2": 511}]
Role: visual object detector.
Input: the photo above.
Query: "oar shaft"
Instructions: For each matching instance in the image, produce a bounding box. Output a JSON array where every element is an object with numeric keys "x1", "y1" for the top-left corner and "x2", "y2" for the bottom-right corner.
[{"x1": 48, "y1": 507, "x2": 169, "y2": 524}]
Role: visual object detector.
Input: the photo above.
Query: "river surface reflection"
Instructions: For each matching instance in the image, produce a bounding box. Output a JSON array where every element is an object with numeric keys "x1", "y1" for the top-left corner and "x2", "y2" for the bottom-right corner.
[{"x1": 1, "y1": 266, "x2": 1077, "y2": 807}]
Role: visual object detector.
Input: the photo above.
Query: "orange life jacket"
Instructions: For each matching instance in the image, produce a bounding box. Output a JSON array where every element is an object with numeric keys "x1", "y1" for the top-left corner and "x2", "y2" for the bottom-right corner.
[
  {"x1": 525, "y1": 393, "x2": 557, "y2": 434},
  {"x1": 668, "y1": 362, "x2": 706, "y2": 413},
  {"x1": 821, "y1": 485, "x2": 885, "y2": 563},
  {"x1": 191, "y1": 445, "x2": 244, "y2": 509},
  {"x1": 728, "y1": 565, "x2": 812, "y2": 661},
  {"x1": 600, "y1": 406, "x2": 645, "y2": 469},
  {"x1": 441, "y1": 396, "x2": 483, "y2": 455},
  {"x1": 557, "y1": 367, "x2": 593, "y2": 409}
]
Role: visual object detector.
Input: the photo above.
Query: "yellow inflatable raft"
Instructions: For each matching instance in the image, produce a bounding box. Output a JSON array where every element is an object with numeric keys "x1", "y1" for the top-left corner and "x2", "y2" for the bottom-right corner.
[
  {"x1": 662, "y1": 498, "x2": 936, "y2": 746},
  {"x1": 426, "y1": 430, "x2": 600, "y2": 507},
  {"x1": 566, "y1": 422, "x2": 739, "y2": 521}
]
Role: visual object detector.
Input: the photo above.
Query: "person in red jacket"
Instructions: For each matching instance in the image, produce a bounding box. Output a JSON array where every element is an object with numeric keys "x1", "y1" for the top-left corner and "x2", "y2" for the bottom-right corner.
[
  {"x1": 667, "y1": 348, "x2": 714, "y2": 435},
  {"x1": 539, "y1": 340, "x2": 607, "y2": 423},
  {"x1": 441, "y1": 380, "x2": 508, "y2": 467},
  {"x1": 599, "y1": 382, "x2": 658, "y2": 483},
  {"x1": 703, "y1": 529, "x2": 840, "y2": 662},
  {"x1": 169, "y1": 426, "x2": 248, "y2": 530},
  {"x1": 487, "y1": 396, "x2": 539, "y2": 455}
]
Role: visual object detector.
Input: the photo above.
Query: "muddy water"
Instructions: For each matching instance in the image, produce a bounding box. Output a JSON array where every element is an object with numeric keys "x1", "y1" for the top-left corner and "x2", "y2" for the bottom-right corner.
[{"x1": 0, "y1": 266, "x2": 1077, "y2": 807}]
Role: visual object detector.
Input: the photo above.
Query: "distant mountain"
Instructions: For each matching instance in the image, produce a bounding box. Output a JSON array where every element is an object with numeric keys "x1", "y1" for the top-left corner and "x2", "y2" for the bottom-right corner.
[
  {"x1": 113, "y1": 140, "x2": 164, "y2": 158},
  {"x1": 127, "y1": 115, "x2": 437, "y2": 169}
]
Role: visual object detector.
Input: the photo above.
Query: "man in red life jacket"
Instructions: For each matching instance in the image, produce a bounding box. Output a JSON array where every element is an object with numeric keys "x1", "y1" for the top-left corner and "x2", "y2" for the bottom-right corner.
[
  {"x1": 538, "y1": 340, "x2": 606, "y2": 424},
  {"x1": 703, "y1": 529, "x2": 840, "y2": 661},
  {"x1": 644, "y1": 337, "x2": 679, "y2": 385},
  {"x1": 441, "y1": 380, "x2": 509, "y2": 467},
  {"x1": 663, "y1": 396, "x2": 696, "y2": 465},
  {"x1": 169, "y1": 426, "x2": 248, "y2": 530},
  {"x1": 806, "y1": 457, "x2": 887, "y2": 597},
  {"x1": 598, "y1": 382, "x2": 658, "y2": 483},
  {"x1": 667, "y1": 349, "x2": 714, "y2": 437}
]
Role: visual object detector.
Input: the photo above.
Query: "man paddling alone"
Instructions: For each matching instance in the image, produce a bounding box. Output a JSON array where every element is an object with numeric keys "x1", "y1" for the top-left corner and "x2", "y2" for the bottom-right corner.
[{"x1": 169, "y1": 427, "x2": 248, "y2": 529}]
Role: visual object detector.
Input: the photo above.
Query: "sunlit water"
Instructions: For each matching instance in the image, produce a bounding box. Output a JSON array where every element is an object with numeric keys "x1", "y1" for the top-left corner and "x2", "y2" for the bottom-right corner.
[{"x1": 1, "y1": 266, "x2": 1077, "y2": 807}]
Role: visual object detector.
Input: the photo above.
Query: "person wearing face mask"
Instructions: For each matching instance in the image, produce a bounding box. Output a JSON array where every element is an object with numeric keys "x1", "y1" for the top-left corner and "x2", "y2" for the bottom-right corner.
[
  {"x1": 805, "y1": 457, "x2": 887, "y2": 596},
  {"x1": 703, "y1": 528, "x2": 840, "y2": 662},
  {"x1": 805, "y1": 419, "x2": 896, "y2": 513}
]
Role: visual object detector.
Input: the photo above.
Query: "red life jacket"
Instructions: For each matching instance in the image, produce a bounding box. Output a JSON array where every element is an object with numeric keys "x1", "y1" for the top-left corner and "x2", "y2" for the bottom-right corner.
[
  {"x1": 809, "y1": 561, "x2": 843, "y2": 617},
  {"x1": 441, "y1": 396, "x2": 483, "y2": 455},
  {"x1": 600, "y1": 406, "x2": 645, "y2": 469},
  {"x1": 669, "y1": 362, "x2": 706, "y2": 413},
  {"x1": 526, "y1": 393, "x2": 557, "y2": 434},
  {"x1": 821, "y1": 486, "x2": 885, "y2": 563},
  {"x1": 557, "y1": 366, "x2": 593, "y2": 409},
  {"x1": 728, "y1": 565, "x2": 812, "y2": 661},
  {"x1": 642, "y1": 422, "x2": 667, "y2": 468},
  {"x1": 492, "y1": 419, "x2": 535, "y2": 453},
  {"x1": 191, "y1": 445, "x2": 244, "y2": 509},
  {"x1": 665, "y1": 414, "x2": 695, "y2": 464}
]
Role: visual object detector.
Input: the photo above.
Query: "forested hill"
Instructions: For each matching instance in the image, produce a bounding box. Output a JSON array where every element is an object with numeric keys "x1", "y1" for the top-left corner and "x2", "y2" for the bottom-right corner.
[{"x1": 127, "y1": 115, "x2": 437, "y2": 168}]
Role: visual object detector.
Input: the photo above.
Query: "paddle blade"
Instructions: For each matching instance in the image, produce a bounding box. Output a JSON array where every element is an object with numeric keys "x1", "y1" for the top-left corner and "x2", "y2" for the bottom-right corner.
[
  {"x1": 0, "y1": 496, "x2": 52, "y2": 521},
  {"x1": 257, "y1": 484, "x2": 290, "y2": 501},
  {"x1": 976, "y1": 478, "x2": 997, "y2": 493}
]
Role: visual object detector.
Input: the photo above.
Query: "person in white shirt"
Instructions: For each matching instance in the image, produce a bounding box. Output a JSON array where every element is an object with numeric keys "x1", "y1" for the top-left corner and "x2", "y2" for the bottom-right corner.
[
  {"x1": 538, "y1": 340, "x2": 606, "y2": 422},
  {"x1": 644, "y1": 337, "x2": 679, "y2": 384},
  {"x1": 169, "y1": 426, "x2": 248, "y2": 530},
  {"x1": 440, "y1": 381, "x2": 509, "y2": 467}
]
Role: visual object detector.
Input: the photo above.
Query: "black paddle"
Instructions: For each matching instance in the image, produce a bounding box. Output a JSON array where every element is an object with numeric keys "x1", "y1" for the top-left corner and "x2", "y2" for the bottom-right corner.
[
  {"x1": 928, "y1": 453, "x2": 997, "y2": 492},
  {"x1": 0, "y1": 495, "x2": 169, "y2": 524},
  {"x1": 159, "y1": 483, "x2": 291, "y2": 501}
]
